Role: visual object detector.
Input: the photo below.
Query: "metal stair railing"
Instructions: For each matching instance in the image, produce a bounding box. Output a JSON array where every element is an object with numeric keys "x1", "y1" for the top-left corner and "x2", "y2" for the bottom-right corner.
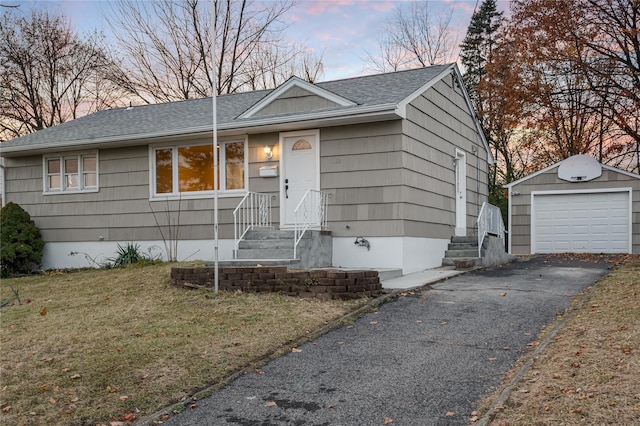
[
  {"x1": 476, "y1": 202, "x2": 505, "y2": 257},
  {"x1": 293, "y1": 190, "x2": 329, "y2": 259},
  {"x1": 233, "y1": 192, "x2": 274, "y2": 258}
]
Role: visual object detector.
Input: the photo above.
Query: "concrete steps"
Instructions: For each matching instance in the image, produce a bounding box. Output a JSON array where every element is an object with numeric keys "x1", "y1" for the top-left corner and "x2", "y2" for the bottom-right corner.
[
  {"x1": 233, "y1": 229, "x2": 332, "y2": 268},
  {"x1": 213, "y1": 259, "x2": 301, "y2": 268},
  {"x1": 442, "y1": 236, "x2": 483, "y2": 268},
  {"x1": 235, "y1": 229, "x2": 298, "y2": 260},
  {"x1": 237, "y1": 248, "x2": 294, "y2": 259}
]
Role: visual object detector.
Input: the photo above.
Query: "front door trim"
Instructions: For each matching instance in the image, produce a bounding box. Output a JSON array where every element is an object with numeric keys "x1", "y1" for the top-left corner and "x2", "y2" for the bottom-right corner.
[{"x1": 455, "y1": 148, "x2": 467, "y2": 237}]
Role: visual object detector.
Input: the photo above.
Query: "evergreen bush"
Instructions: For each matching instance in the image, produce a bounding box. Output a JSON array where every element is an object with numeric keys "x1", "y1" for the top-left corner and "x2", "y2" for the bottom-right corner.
[{"x1": 1, "y1": 202, "x2": 45, "y2": 277}]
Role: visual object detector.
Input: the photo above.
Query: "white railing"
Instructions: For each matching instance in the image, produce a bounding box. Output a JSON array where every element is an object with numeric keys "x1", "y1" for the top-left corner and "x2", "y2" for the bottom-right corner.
[
  {"x1": 293, "y1": 190, "x2": 330, "y2": 259},
  {"x1": 477, "y1": 202, "x2": 505, "y2": 257},
  {"x1": 233, "y1": 192, "x2": 274, "y2": 258}
]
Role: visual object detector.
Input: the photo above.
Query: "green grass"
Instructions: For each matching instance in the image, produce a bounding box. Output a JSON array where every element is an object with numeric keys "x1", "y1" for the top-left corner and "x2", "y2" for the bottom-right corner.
[{"x1": 0, "y1": 264, "x2": 369, "y2": 425}]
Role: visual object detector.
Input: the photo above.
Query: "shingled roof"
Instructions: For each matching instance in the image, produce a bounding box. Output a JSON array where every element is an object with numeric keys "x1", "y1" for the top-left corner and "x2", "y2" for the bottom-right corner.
[{"x1": 1, "y1": 64, "x2": 462, "y2": 155}]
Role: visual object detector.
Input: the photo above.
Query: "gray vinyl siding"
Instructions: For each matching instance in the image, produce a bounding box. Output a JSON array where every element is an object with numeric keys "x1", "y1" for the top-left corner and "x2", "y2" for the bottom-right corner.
[
  {"x1": 401, "y1": 78, "x2": 488, "y2": 238},
  {"x1": 255, "y1": 87, "x2": 339, "y2": 116},
  {"x1": 318, "y1": 77, "x2": 488, "y2": 240},
  {"x1": 3, "y1": 74, "x2": 491, "y2": 246},
  {"x1": 320, "y1": 121, "x2": 406, "y2": 237},
  {"x1": 509, "y1": 167, "x2": 640, "y2": 254},
  {"x1": 3, "y1": 137, "x2": 273, "y2": 243}
]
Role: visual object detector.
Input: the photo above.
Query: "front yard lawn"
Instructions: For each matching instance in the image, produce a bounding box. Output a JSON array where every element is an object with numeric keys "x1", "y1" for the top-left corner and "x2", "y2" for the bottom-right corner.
[{"x1": 0, "y1": 264, "x2": 369, "y2": 425}]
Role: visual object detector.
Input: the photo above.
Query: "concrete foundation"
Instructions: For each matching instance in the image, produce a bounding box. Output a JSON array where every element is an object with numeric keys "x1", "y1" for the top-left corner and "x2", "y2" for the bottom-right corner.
[{"x1": 481, "y1": 236, "x2": 516, "y2": 267}]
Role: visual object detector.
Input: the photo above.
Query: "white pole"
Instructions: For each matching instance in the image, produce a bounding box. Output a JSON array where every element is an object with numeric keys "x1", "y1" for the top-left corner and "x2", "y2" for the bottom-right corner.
[{"x1": 211, "y1": 1, "x2": 219, "y2": 294}]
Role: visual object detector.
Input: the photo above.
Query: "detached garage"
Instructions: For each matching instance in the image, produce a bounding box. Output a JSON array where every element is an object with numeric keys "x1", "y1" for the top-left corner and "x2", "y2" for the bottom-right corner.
[{"x1": 504, "y1": 155, "x2": 640, "y2": 255}]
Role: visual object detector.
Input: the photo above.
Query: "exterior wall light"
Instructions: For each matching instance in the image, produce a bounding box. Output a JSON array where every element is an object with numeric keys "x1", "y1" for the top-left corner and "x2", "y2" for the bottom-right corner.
[{"x1": 264, "y1": 145, "x2": 273, "y2": 160}]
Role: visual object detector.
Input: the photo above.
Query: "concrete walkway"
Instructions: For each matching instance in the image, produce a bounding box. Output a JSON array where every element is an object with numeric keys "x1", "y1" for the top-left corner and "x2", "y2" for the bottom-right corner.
[
  {"x1": 381, "y1": 267, "x2": 465, "y2": 290},
  {"x1": 159, "y1": 256, "x2": 610, "y2": 426}
]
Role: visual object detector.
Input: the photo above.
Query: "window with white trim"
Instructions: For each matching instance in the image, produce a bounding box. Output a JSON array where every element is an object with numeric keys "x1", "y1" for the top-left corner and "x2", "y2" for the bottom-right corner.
[
  {"x1": 44, "y1": 152, "x2": 98, "y2": 193},
  {"x1": 151, "y1": 140, "x2": 246, "y2": 197}
]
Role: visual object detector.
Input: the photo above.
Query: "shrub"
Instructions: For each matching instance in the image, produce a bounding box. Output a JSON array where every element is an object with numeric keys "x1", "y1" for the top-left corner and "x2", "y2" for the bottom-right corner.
[
  {"x1": 108, "y1": 242, "x2": 148, "y2": 268},
  {"x1": 1, "y1": 202, "x2": 45, "y2": 277}
]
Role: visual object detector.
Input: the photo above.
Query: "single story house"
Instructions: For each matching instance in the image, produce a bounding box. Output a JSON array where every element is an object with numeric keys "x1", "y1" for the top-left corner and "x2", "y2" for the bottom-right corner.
[
  {"x1": 0, "y1": 63, "x2": 493, "y2": 273},
  {"x1": 504, "y1": 154, "x2": 640, "y2": 255}
]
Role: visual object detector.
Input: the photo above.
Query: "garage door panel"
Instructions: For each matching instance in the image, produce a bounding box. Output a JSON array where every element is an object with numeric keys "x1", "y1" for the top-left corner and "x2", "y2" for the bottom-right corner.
[
  {"x1": 533, "y1": 191, "x2": 630, "y2": 254},
  {"x1": 610, "y1": 224, "x2": 627, "y2": 233}
]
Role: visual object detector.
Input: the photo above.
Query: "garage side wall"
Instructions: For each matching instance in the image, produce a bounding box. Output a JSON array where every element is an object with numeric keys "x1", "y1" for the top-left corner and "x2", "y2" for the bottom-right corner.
[{"x1": 509, "y1": 167, "x2": 640, "y2": 254}]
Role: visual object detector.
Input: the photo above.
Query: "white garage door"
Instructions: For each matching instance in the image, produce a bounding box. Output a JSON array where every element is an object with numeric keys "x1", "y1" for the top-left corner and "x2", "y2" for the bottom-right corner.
[{"x1": 533, "y1": 191, "x2": 630, "y2": 253}]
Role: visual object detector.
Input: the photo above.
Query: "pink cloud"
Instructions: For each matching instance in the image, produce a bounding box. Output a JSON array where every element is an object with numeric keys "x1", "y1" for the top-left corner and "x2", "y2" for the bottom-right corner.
[
  {"x1": 287, "y1": 12, "x2": 303, "y2": 22},
  {"x1": 314, "y1": 30, "x2": 337, "y2": 42},
  {"x1": 304, "y1": 0, "x2": 355, "y2": 16},
  {"x1": 360, "y1": 0, "x2": 396, "y2": 12},
  {"x1": 450, "y1": 2, "x2": 476, "y2": 14}
]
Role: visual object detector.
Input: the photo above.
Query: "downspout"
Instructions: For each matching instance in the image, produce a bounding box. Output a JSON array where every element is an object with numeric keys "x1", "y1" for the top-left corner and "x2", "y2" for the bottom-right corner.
[
  {"x1": 473, "y1": 144, "x2": 480, "y2": 208},
  {"x1": 0, "y1": 157, "x2": 5, "y2": 207},
  {"x1": 507, "y1": 186, "x2": 513, "y2": 254}
]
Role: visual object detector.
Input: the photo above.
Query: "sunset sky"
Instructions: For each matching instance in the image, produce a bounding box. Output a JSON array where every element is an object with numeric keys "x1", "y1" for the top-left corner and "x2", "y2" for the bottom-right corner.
[{"x1": 12, "y1": 0, "x2": 511, "y2": 81}]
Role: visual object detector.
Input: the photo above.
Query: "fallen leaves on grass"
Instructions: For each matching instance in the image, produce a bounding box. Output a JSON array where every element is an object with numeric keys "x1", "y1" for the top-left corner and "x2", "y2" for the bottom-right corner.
[
  {"x1": 482, "y1": 261, "x2": 640, "y2": 425},
  {"x1": 0, "y1": 264, "x2": 369, "y2": 426},
  {"x1": 122, "y1": 413, "x2": 135, "y2": 421}
]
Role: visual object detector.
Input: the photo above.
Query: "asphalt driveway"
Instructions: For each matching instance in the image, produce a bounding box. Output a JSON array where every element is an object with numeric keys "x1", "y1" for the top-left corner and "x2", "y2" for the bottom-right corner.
[{"x1": 160, "y1": 256, "x2": 610, "y2": 426}]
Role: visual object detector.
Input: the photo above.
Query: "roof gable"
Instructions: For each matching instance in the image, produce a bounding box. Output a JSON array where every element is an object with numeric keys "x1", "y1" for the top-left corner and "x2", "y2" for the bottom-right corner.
[
  {"x1": 238, "y1": 77, "x2": 356, "y2": 119},
  {"x1": 504, "y1": 156, "x2": 640, "y2": 188}
]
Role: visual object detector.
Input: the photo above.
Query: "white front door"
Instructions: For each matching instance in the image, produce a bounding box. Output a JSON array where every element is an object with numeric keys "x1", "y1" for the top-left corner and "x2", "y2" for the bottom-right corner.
[
  {"x1": 280, "y1": 130, "x2": 320, "y2": 227},
  {"x1": 455, "y1": 149, "x2": 467, "y2": 237}
]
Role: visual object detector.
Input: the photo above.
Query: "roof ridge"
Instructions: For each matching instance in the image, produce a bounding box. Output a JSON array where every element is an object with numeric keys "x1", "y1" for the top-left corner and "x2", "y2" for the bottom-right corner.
[{"x1": 316, "y1": 63, "x2": 454, "y2": 85}]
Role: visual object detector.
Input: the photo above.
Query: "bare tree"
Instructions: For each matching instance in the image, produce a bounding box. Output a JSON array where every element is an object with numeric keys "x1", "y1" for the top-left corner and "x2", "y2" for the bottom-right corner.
[
  {"x1": 244, "y1": 41, "x2": 324, "y2": 90},
  {"x1": 0, "y1": 10, "x2": 122, "y2": 140},
  {"x1": 365, "y1": 1, "x2": 457, "y2": 73},
  {"x1": 105, "y1": 0, "x2": 323, "y2": 103}
]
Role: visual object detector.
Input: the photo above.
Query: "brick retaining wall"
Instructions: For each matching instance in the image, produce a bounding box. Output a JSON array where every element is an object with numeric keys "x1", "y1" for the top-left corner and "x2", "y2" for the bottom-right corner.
[{"x1": 170, "y1": 266, "x2": 383, "y2": 300}]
